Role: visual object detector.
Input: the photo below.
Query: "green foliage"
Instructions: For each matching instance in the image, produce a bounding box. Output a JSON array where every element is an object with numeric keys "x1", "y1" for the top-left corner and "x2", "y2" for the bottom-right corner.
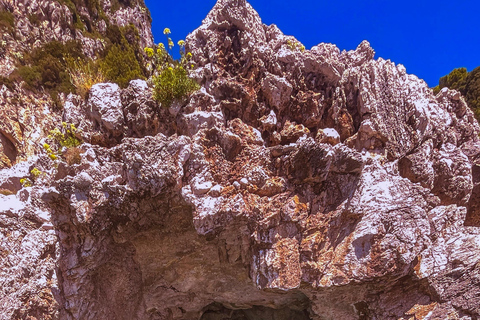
[
  {"x1": 436, "y1": 66, "x2": 480, "y2": 122},
  {"x1": 439, "y1": 67, "x2": 468, "y2": 93},
  {"x1": 153, "y1": 65, "x2": 199, "y2": 108},
  {"x1": 99, "y1": 24, "x2": 146, "y2": 88},
  {"x1": 110, "y1": 0, "x2": 148, "y2": 15},
  {"x1": 100, "y1": 39, "x2": 143, "y2": 88},
  {"x1": 147, "y1": 30, "x2": 199, "y2": 108},
  {"x1": 30, "y1": 168, "x2": 43, "y2": 181},
  {"x1": 11, "y1": 40, "x2": 84, "y2": 95},
  {"x1": 56, "y1": 0, "x2": 108, "y2": 34},
  {"x1": 17, "y1": 65, "x2": 41, "y2": 89},
  {"x1": 286, "y1": 39, "x2": 305, "y2": 52},
  {"x1": 0, "y1": 10, "x2": 14, "y2": 34},
  {"x1": 64, "y1": 55, "x2": 105, "y2": 98},
  {"x1": 0, "y1": 75, "x2": 14, "y2": 90},
  {"x1": 7, "y1": 1, "x2": 149, "y2": 99},
  {"x1": 48, "y1": 122, "x2": 82, "y2": 148},
  {"x1": 20, "y1": 178, "x2": 33, "y2": 188},
  {"x1": 464, "y1": 67, "x2": 480, "y2": 118},
  {"x1": 44, "y1": 122, "x2": 82, "y2": 164}
]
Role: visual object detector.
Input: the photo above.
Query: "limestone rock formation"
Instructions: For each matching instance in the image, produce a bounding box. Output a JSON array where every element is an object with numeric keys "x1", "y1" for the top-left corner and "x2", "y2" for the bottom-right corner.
[
  {"x1": 1, "y1": 0, "x2": 480, "y2": 319},
  {"x1": 0, "y1": 0, "x2": 153, "y2": 169}
]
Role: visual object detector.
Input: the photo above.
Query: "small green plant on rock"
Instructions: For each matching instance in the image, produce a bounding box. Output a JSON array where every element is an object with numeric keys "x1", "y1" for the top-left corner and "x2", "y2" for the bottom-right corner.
[
  {"x1": 31, "y1": 167, "x2": 42, "y2": 179},
  {"x1": 20, "y1": 178, "x2": 33, "y2": 188},
  {"x1": 48, "y1": 122, "x2": 81, "y2": 148},
  {"x1": 144, "y1": 28, "x2": 199, "y2": 108},
  {"x1": 0, "y1": 10, "x2": 15, "y2": 34},
  {"x1": 286, "y1": 39, "x2": 305, "y2": 52},
  {"x1": 44, "y1": 122, "x2": 82, "y2": 165}
]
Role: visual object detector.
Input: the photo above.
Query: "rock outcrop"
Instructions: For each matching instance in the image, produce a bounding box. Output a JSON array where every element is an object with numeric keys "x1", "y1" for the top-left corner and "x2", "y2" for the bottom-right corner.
[
  {"x1": 0, "y1": 0, "x2": 153, "y2": 169},
  {"x1": 1, "y1": 0, "x2": 480, "y2": 319}
]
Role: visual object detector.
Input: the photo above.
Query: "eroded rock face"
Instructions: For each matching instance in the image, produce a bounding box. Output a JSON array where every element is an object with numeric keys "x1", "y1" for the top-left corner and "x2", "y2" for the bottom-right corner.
[
  {"x1": 2, "y1": 0, "x2": 480, "y2": 319},
  {"x1": 0, "y1": 0, "x2": 153, "y2": 169}
]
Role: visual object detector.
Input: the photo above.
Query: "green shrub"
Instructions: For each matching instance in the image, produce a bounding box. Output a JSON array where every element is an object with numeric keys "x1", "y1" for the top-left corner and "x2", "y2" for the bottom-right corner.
[
  {"x1": 0, "y1": 76, "x2": 14, "y2": 90},
  {"x1": 0, "y1": 10, "x2": 14, "y2": 34},
  {"x1": 99, "y1": 24, "x2": 147, "y2": 88},
  {"x1": 100, "y1": 40, "x2": 143, "y2": 88},
  {"x1": 435, "y1": 66, "x2": 480, "y2": 121},
  {"x1": 153, "y1": 65, "x2": 199, "y2": 107},
  {"x1": 17, "y1": 65, "x2": 42, "y2": 90},
  {"x1": 465, "y1": 67, "x2": 480, "y2": 117},
  {"x1": 438, "y1": 67, "x2": 468, "y2": 93},
  {"x1": 0, "y1": 75, "x2": 12, "y2": 88},
  {"x1": 147, "y1": 29, "x2": 199, "y2": 108},
  {"x1": 11, "y1": 40, "x2": 84, "y2": 94}
]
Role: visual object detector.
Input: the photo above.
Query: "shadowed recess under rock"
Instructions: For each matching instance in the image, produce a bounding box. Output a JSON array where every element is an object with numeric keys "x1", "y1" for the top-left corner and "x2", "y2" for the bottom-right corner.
[
  {"x1": 0, "y1": 132, "x2": 17, "y2": 167},
  {"x1": 200, "y1": 302, "x2": 312, "y2": 320}
]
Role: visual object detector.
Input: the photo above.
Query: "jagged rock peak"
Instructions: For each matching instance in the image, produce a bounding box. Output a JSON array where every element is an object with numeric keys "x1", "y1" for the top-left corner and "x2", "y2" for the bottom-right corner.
[{"x1": 206, "y1": 0, "x2": 261, "y2": 26}]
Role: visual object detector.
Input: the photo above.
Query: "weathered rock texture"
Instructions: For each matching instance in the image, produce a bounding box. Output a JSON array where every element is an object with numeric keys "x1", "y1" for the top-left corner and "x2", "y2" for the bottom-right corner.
[
  {"x1": 2, "y1": 0, "x2": 480, "y2": 319},
  {"x1": 0, "y1": 0, "x2": 153, "y2": 168}
]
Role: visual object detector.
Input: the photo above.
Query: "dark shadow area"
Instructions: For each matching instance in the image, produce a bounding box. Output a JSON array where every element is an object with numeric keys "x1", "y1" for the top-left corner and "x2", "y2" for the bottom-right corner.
[
  {"x1": 200, "y1": 302, "x2": 312, "y2": 320},
  {"x1": 0, "y1": 131, "x2": 17, "y2": 166},
  {"x1": 465, "y1": 164, "x2": 480, "y2": 226}
]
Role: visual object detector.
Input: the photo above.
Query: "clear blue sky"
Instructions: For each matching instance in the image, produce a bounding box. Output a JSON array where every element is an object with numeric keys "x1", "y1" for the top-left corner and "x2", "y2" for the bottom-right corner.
[{"x1": 144, "y1": 0, "x2": 479, "y2": 87}]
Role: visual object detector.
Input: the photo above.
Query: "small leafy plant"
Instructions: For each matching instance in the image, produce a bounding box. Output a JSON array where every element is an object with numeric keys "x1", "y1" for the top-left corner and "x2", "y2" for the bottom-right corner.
[
  {"x1": 44, "y1": 122, "x2": 82, "y2": 165},
  {"x1": 0, "y1": 9, "x2": 14, "y2": 34},
  {"x1": 20, "y1": 178, "x2": 33, "y2": 188},
  {"x1": 31, "y1": 167, "x2": 42, "y2": 179},
  {"x1": 286, "y1": 39, "x2": 305, "y2": 52},
  {"x1": 145, "y1": 28, "x2": 199, "y2": 108},
  {"x1": 48, "y1": 122, "x2": 82, "y2": 148}
]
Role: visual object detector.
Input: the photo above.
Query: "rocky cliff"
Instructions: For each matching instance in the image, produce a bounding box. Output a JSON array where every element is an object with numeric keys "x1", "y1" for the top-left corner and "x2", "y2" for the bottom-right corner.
[
  {"x1": 1, "y1": 0, "x2": 480, "y2": 319},
  {"x1": 0, "y1": 0, "x2": 153, "y2": 168}
]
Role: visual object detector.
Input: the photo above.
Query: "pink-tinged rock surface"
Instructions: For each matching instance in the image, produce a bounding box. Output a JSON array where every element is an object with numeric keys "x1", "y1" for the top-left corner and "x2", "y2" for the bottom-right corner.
[{"x1": 1, "y1": 0, "x2": 480, "y2": 319}]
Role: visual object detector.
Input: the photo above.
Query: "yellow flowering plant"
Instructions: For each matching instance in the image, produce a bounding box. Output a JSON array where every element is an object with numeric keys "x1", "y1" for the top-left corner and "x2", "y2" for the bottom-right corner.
[
  {"x1": 143, "y1": 28, "x2": 199, "y2": 108},
  {"x1": 286, "y1": 39, "x2": 306, "y2": 52},
  {"x1": 20, "y1": 178, "x2": 33, "y2": 188},
  {"x1": 43, "y1": 122, "x2": 82, "y2": 164}
]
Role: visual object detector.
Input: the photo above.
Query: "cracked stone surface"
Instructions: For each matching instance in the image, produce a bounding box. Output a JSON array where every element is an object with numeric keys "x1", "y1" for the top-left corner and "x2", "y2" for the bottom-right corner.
[{"x1": 1, "y1": 0, "x2": 480, "y2": 319}]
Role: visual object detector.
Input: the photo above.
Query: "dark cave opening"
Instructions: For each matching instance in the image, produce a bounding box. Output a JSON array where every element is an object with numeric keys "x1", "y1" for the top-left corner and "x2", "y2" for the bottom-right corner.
[{"x1": 200, "y1": 302, "x2": 312, "y2": 320}]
